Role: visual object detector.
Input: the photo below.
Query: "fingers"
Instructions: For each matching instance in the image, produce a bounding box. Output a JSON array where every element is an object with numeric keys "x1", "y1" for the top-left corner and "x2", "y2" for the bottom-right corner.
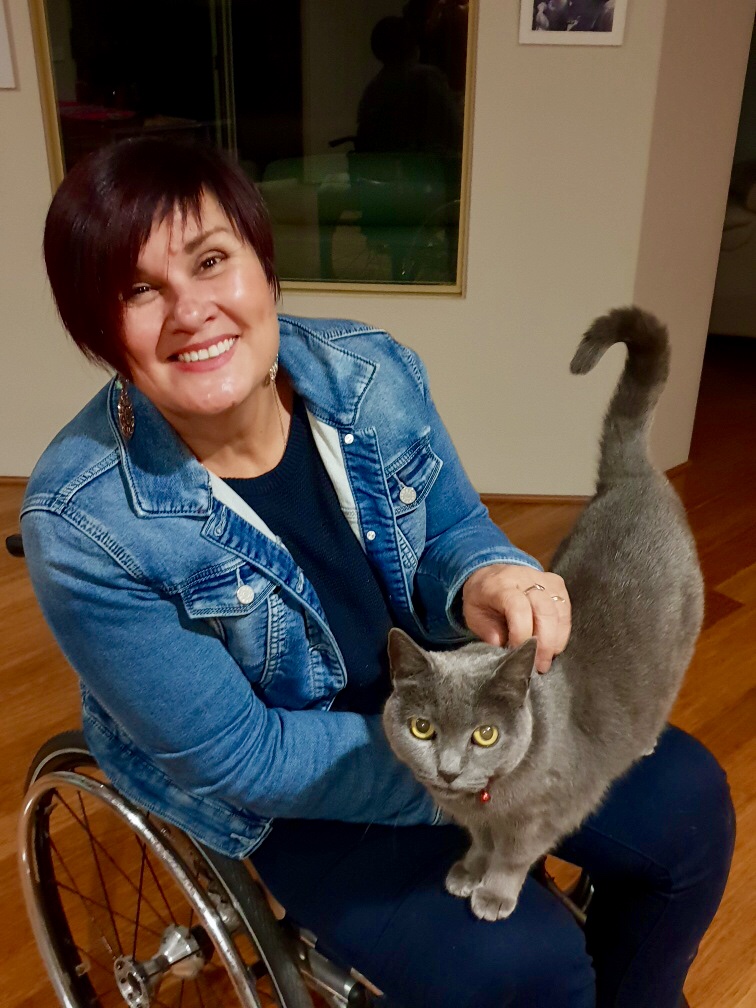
[
  {"x1": 528, "y1": 590, "x2": 567, "y2": 674},
  {"x1": 497, "y1": 588, "x2": 536, "y2": 648},
  {"x1": 523, "y1": 575, "x2": 571, "y2": 673},
  {"x1": 464, "y1": 581, "x2": 535, "y2": 649},
  {"x1": 462, "y1": 565, "x2": 571, "y2": 675}
]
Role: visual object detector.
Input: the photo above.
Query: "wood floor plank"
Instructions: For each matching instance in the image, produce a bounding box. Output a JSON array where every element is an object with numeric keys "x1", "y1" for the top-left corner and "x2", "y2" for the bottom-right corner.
[
  {"x1": 719, "y1": 561, "x2": 756, "y2": 604},
  {"x1": 683, "y1": 737, "x2": 756, "y2": 1008}
]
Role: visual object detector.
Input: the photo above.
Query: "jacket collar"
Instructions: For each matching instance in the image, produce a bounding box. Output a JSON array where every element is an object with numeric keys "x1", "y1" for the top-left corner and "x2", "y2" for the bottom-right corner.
[
  {"x1": 109, "y1": 381, "x2": 213, "y2": 517},
  {"x1": 277, "y1": 315, "x2": 377, "y2": 427},
  {"x1": 110, "y1": 315, "x2": 378, "y2": 516}
]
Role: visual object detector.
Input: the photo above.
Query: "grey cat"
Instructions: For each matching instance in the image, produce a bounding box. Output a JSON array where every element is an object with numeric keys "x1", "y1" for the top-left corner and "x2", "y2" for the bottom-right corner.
[{"x1": 383, "y1": 306, "x2": 704, "y2": 922}]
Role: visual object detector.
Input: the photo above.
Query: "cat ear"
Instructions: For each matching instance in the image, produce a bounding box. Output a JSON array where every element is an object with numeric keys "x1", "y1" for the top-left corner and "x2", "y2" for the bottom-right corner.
[
  {"x1": 491, "y1": 637, "x2": 537, "y2": 703},
  {"x1": 387, "y1": 627, "x2": 432, "y2": 684}
]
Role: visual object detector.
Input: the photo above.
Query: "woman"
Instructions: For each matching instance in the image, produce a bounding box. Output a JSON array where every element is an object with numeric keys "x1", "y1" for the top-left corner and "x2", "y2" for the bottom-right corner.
[{"x1": 23, "y1": 137, "x2": 733, "y2": 1007}]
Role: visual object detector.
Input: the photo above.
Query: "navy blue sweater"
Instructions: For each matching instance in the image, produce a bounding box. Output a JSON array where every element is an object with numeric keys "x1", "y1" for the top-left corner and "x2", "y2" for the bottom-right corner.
[{"x1": 226, "y1": 395, "x2": 394, "y2": 714}]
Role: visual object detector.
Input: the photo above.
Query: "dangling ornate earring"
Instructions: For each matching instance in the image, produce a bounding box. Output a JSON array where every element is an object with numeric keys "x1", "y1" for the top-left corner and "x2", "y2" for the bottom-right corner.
[
  {"x1": 265, "y1": 356, "x2": 279, "y2": 386},
  {"x1": 115, "y1": 376, "x2": 135, "y2": 441}
]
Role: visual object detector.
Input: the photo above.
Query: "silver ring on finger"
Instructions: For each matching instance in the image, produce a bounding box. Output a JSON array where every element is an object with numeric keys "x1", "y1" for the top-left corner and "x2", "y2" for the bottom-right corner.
[
  {"x1": 523, "y1": 583, "x2": 545, "y2": 595},
  {"x1": 551, "y1": 595, "x2": 566, "y2": 603}
]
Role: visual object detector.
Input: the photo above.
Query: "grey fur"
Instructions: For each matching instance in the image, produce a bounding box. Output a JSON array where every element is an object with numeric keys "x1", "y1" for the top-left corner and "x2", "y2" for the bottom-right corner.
[{"x1": 383, "y1": 307, "x2": 703, "y2": 921}]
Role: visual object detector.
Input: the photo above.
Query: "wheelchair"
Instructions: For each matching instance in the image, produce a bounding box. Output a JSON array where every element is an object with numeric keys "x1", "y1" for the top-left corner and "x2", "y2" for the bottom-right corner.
[
  {"x1": 9, "y1": 533, "x2": 592, "y2": 1008},
  {"x1": 19, "y1": 727, "x2": 383, "y2": 1008}
]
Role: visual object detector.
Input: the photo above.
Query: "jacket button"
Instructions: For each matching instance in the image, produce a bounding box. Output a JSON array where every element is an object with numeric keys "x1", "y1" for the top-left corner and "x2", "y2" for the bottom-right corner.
[
  {"x1": 343, "y1": 433, "x2": 354, "y2": 445},
  {"x1": 399, "y1": 486, "x2": 417, "y2": 505},
  {"x1": 236, "y1": 585, "x2": 255, "y2": 605},
  {"x1": 366, "y1": 530, "x2": 376, "y2": 541}
]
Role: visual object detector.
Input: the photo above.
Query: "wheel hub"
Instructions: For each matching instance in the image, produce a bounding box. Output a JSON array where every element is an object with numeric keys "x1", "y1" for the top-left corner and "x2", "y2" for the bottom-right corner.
[{"x1": 113, "y1": 924, "x2": 210, "y2": 1006}]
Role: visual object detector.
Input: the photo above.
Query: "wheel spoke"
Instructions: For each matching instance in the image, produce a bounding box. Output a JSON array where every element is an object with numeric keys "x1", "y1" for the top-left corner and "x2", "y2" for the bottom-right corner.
[
  {"x1": 49, "y1": 836, "x2": 117, "y2": 959},
  {"x1": 54, "y1": 879, "x2": 164, "y2": 940},
  {"x1": 142, "y1": 837, "x2": 181, "y2": 923},
  {"x1": 133, "y1": 835, "x2": 148, "y2": 958},
  {"x1": 76, "y1": 789, "x2": 123, "y2": 956},
  {"x1": 53, "y1": 789, "x2": 174, "y2": 929},
  {"x1": 75, "y1": 943, "x2": 117, "y2": 979}
]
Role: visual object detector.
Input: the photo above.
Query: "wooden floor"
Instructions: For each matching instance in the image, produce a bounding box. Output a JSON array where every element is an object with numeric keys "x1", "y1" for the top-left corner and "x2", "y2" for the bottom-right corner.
[{"x1": 1, "y1": 334, "x2": 754, "y2": 1006}]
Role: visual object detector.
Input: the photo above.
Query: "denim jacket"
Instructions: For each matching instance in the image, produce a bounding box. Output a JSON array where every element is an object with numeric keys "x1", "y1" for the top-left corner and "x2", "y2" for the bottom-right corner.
[{"x1": 22, "y1": 315, "x2": 540, "y2": 857}]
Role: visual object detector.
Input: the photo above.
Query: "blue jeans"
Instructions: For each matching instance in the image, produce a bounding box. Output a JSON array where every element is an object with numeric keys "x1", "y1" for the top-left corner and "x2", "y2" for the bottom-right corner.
[{"x1": 253, "y1": 727, "x2": 735, "y2": 1007}]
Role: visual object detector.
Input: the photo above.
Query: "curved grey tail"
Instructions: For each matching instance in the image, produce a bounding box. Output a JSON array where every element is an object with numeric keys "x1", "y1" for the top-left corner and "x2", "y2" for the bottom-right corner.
[{"x1": 571, "y1": 306, "x2": 670, "y2": 487}]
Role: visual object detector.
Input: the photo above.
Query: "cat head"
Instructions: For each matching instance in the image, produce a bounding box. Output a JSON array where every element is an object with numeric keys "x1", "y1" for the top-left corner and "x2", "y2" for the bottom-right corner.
[{"x1": 383, "y1": 628, "x2": 537, "y2": 799}]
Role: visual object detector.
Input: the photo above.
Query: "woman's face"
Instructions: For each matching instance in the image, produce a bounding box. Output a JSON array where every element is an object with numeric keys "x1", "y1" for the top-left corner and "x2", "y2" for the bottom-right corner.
[{"x1": 120, "y1": 193, "x2": 279, "y2": 428}]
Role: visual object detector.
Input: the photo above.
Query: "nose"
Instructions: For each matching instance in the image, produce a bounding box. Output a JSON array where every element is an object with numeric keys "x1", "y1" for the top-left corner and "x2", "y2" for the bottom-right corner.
[
  {"x1": 169, "y1": 286, "x2": 214, "y2": 332},
  {"x1": 437, "y1": 762, "x2": 461, "y2": 786},
  {"x1": 438, "y1": 768, "x2": 459, "y2": 785}
]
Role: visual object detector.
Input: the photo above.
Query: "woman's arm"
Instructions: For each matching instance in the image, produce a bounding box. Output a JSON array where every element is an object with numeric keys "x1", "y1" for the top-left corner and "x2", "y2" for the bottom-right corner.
[{"x1": 22, "y1": 508, "x2": 438, "y2": 825}]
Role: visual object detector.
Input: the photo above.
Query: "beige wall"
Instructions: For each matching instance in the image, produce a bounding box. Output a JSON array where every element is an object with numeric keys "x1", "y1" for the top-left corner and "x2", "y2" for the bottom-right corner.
[
  {"x1": 0, "y1": 0, "x2": 103, "y2": 478},
  {"x1": 1, "y1": 0, "x2": 754, "y2": 492},
  {"x1": 634, "y1": 0, "x2": 756, "y2": 472}
]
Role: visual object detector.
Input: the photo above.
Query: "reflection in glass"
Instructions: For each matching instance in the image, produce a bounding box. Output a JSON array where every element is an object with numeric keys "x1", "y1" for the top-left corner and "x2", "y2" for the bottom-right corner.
[{"x1": 42, "y1": 0, "x2": 470, "y2": 287}]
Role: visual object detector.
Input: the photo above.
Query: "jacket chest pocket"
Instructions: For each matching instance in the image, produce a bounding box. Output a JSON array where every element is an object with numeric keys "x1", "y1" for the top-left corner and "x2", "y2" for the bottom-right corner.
[
  {"x1": 177, "y1": 563, "x2": 277, "y2": 685},
  {"x1": 385, "y1": 434, "x2": 442, "y2": 573}
]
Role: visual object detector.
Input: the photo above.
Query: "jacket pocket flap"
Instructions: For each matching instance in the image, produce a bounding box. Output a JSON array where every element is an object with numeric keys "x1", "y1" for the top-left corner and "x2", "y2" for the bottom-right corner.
[
  {"x1": 386, "y1": 435, "x2": 442, "y2": 515},
  {"x1": 179, "y1": 563, "x2": 274, "y2": 618}
]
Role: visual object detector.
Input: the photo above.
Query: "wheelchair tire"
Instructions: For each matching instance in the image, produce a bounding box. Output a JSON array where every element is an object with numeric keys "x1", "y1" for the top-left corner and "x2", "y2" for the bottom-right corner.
[{"x1": 20, "y1": 731, "x2": 314, "y2": 1008}]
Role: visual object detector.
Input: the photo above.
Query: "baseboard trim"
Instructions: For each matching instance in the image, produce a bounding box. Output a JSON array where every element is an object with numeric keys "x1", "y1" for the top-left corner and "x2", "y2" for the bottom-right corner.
[
  {"x1": 482, "y1": 460, "x2": 691, "y2": 505},
  {"x1": 665, "y1": 461, "x2": 691, "y2": 481},
  {"x1": 481, "y1": 493, "x2": 589, "y2": 505}
]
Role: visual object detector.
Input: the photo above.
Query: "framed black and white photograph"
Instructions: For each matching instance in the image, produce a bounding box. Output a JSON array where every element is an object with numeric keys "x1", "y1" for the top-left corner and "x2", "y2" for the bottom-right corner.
[{"x1": 520, "y1": 0, "x2": 627, "y2": 46}]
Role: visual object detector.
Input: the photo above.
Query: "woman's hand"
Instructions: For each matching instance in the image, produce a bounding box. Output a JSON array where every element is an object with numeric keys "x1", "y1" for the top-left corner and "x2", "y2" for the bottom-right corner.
[{"x1": 461, "y1": 565, "x2": 571, "y2": 674}]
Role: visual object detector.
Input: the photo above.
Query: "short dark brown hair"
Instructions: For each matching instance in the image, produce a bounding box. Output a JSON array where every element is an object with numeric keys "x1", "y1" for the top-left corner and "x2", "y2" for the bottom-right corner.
[{"x1": 44, "y1": 137, "x2": 280, "y2": 375}]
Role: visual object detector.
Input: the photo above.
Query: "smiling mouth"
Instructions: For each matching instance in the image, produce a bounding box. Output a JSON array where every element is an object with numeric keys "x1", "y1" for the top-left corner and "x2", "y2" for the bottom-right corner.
[{"x1": 174, "y1": 337, "x2": 238, "y2": 363}]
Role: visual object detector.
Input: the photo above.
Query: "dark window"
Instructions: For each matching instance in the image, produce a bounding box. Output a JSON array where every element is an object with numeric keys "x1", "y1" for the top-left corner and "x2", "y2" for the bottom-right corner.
[{"x1": 42, "y1": 0, "x2": 471, "y2": 287}]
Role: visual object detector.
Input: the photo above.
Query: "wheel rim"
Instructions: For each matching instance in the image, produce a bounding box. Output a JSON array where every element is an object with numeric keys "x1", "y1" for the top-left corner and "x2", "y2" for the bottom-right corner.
[{"x1": 19, "y1": 770, "x2": 285, "y2": 1007}]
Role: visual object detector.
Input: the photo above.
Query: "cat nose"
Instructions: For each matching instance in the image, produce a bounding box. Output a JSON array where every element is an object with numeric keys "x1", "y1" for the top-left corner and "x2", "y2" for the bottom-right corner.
[{"x1": 438, "y1": 769, "x2": 459, "y2": 785}]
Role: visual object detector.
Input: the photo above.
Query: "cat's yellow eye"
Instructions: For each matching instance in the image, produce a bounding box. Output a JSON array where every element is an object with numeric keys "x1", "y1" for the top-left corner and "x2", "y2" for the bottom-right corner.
[
  {"x1": 472, "y1": 725, "x2": 499, "y2": 747},
  {"x1": 409, "y1": 717, "x2": 436, "y2": 740}
]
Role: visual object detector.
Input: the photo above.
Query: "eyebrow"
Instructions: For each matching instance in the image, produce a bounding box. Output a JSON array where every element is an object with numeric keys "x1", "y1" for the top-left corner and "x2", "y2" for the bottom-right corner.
[{"x1": 184, "y1": 226, "x2": 233, "y2": 254}]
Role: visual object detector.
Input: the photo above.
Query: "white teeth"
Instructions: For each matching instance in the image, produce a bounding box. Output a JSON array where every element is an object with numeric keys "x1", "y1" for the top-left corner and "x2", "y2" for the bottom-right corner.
[{"x1": 177, "y1": 337, "x2": 236, "y2": 364}]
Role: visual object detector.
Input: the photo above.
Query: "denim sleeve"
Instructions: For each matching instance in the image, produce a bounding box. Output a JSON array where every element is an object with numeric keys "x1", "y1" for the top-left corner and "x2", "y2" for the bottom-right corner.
[
  {"x1": 397, "y1": 346, "x2": 543, "y2": 639},
  {"x1": 21, "y1": 508, "x2": 439, "y2": 826}
]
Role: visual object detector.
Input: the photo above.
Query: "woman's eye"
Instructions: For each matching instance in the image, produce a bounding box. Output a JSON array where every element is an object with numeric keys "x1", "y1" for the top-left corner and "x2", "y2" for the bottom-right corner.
[
  {"x1": 471, "y1": 725, "x2": 499, "y2": 747},
  {"x1": 198, "y1": 253, "x2": 225, "y2": 272},
  {"x1": 409, "y1": 717, "x2": 436, "y2": 741},
  {"x1": 125, "y1": 284, "x2": 152, "y2": 301}
]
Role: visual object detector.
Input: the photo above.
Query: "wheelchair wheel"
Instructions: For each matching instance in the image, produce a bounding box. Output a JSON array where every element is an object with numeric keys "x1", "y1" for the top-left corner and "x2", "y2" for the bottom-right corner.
[{"x1": 20, "y1": 731, "x2": 314, "y2": 1008}]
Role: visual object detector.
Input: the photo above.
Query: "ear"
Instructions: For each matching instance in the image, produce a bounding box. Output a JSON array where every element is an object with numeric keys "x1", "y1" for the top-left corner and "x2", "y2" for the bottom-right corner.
[
  {"x1": 387, "y1": 628, "x2": 432, "y2": 684},
  {"x1": 491, "y1": 637, "x2": 537, "y2": 704}
]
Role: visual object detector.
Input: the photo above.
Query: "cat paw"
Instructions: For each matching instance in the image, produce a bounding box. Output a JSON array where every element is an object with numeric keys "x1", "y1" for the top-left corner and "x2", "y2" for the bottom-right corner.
[
  {"x1": 445, "y1": 860, "x2": 481, "y2": 898},
  {"x1": 469, "y1": 885, "x2": 518, "y2": 921}
]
